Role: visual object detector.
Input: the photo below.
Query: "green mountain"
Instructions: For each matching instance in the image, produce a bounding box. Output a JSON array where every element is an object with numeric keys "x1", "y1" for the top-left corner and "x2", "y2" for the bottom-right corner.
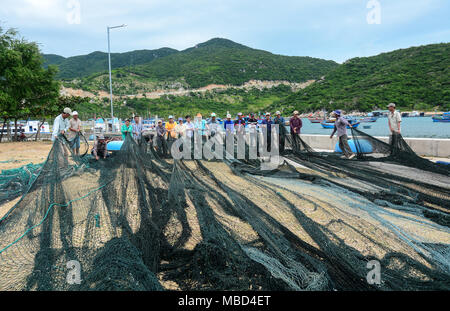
[
  {"x1": 272, "y1": 43, "x2": 450, "y2": 112},
  {"x1": 44, "y1": 38, "x2": 339, "y2": 90},
  {"x1": 43, "y1": 48, "x2": 178, "y2": 79},
  {"x1": 130, "y1": 38, "x2": 338, "y2": 88}
]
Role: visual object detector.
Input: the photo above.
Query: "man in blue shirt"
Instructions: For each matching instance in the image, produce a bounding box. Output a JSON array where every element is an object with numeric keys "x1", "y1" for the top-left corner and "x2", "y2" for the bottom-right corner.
[
  {"x1": 261, "y1": 112, "x2": 273, "y2": 152},
  {"x1": 224, "y1": 114, "x2": 234, "y2": 134},
  {"x1": 234, "y1": 112, "x2": 246, "y2": 135},
  {"x1": 273, "y1": 111, "x2": 286, "y2": 153}
]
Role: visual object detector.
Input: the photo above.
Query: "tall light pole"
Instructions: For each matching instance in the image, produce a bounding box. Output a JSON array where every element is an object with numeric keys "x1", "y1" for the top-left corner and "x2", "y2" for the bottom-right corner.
[{"x1": 107, "y1": 24, "x2": 127, "y2": 129}]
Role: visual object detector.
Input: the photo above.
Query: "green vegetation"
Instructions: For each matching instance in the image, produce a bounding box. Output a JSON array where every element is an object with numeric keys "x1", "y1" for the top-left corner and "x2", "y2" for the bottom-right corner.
[
  {"x1": 43, "y1": 48, "x2": 178, "y2": 80},
  {"x1": 0, "y1": 26, "x2": 61, "y2": 141},
  {"x1": 47, "y1": 38, "x2": 339, "y2": 91},
  {"x1": 269, "y1": 43, "x2": 450, "y2": 113},
  {"x1": 70, "y1": 85, "x2": 295, "y2": 120}
]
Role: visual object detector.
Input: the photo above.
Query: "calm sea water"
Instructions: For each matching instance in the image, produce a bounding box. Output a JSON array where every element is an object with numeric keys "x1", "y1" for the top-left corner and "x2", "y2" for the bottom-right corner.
[{"x1": 298, "y1": 117, "x2": 450, "y2": 139}]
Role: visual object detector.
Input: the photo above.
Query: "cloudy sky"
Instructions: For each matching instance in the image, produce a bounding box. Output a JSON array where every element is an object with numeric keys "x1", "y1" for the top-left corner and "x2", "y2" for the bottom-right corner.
[{"x1": 0, "y1": 0, "x2": 449, "y2": 63}]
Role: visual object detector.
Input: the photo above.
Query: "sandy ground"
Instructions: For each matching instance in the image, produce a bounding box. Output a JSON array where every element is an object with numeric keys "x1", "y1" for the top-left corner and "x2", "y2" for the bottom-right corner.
[{"x1": 0, "y1": 141, "x2": 53, "y2": 171}]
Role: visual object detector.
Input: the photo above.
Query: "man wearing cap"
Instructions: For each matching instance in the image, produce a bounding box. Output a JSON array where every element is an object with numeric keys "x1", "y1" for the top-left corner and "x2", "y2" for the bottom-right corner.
[
  {"x1": 207, "y1": 113, "x2": 220, "y2": 137},
  {"x1": 165, "y1": 115, "x2": 177, "y2": 139},
  {"x1": 261, "y1": 112, "x2": 273, "y2": 152},
  {"x1": 234, "y1": 112, "x2": 246, "y2": 135},
  {"x1": 273, "y1": 111, "x2": 286, "y2": 153},
  {"x1": 92, "y1": 134, "x2": 109, "y2": 161},
  {"x1": 68, "y1": 111, "x2": 82, "y2": 155},
  {"x1": 387, "y1": 103, "x2": 402, "y2": 143},
  {"x1": 132, "y1": 115, "x2": 144, "y2": 143},
  {"x1": 224, "y1": 114, "x2": 234, "y2": 135},
  {"x1": 156, "y1": 119, "x2": 168, "y2": 156},
  {"x1": 330, "y1": 110, "x2": 355, "y2": 159},
  {"x1": 52, "y1": 107, "x2": 72, "y2": 141},
  {"x1": 289, "y1": 111, "x2": 303, "y2": 150}
]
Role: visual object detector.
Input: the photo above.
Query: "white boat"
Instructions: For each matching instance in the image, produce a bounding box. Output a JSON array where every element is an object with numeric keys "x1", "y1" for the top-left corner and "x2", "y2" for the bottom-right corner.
[{"x1": 1, "y1": 120, "x2": 50, "y2": 135}]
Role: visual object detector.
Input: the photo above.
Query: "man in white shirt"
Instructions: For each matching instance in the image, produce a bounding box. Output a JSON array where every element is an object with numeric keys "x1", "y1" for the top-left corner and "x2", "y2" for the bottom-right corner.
[
  {"x1": 68, "y1": 111, "x2": 82, "y2": 155},
  {"x1": 387, "y1": 103, "x2": 402, "y2": 145},
  {"x1": 52, "y1": 107, "x2": 72, "y2": 141}
]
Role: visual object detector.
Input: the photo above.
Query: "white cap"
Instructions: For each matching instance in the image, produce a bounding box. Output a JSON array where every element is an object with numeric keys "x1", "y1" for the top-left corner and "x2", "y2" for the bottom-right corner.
[
  {"x1": 237, "y1": 112, "x2": 243, "y2": 116},
  {"x1": 72, "y1": 111, "x2": 78, "y2": 116},
  {"x1": 63, "y1": 107, "x2": 72, "y2": 115},
  {"x1": 226, "y1": 114, "x2": 231, "y2": 118},
  {"x1": 168, "y1": 115, "x2": 174, "y2": 119},
  {"x1": 276, "y1": 111, "x2": 281, "y2": 115},
  {"x1": 211, "y1": 113, "x2": 216, "y2": 117},
  {"x1": 265, "y1": 112, "x2": 271, "y2": 116},
  {"x1": 387, "y1": 103, "x2": 396, "y2": 108}
]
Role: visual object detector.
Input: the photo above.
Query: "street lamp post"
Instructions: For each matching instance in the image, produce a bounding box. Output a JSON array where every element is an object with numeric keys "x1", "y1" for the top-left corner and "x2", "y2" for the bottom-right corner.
[{"x1": 107, "y1": 24, "x2": 127, "y2": 131}]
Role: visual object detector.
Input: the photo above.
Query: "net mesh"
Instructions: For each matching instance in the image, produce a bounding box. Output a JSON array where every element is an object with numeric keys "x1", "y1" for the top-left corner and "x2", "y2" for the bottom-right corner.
[{"x1": 0, "y1": 129, "x2": 449, "y2": 291}]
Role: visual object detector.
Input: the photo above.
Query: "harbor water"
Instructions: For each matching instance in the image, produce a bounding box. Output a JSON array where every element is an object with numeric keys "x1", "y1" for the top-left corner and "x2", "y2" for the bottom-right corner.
[{"x1": 299, "y1": 117, "x2": 450, "y2": 139}]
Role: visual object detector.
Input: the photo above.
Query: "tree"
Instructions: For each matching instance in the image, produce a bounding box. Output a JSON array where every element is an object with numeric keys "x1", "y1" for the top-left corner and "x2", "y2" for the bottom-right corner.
[{"x1": 0, "y1": 25, "x2": 60, "y2": 142}]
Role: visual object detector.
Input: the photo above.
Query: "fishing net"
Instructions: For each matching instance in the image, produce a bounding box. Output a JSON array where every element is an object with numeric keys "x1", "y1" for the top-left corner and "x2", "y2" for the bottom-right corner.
[
  {"x1": 0, "y1": 163, "x2": 43, "y2": 205},
  {"x1": 0, "y1": 128, "x2": 449, "y2": 291}
]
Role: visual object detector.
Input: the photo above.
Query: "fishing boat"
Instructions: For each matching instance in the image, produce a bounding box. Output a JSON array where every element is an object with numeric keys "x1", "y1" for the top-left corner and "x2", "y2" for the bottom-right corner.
[
  {"x1": 308, "y1": 117, "x2": 323, "y2": 123},
  {"x1": 360, "y1": 117, "x2": 378, "y2": 123},
  {"x1": 320, "y1": 119, "x2": 360, "y2": 129},
  {"x1": 432, "y1": 112, "x2": 450, "y2": 122}
]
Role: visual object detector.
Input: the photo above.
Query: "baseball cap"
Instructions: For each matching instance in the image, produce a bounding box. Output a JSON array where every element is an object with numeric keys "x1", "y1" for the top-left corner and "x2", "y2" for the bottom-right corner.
[
  {"x1": 72, "y1": 111, "x2": 78, "y2": 116},
  {"x1": 97, "y1": 134, "x2": 105, "y2": 140},
  {"x1": 333, "y1": 110, "x2": 342, "y2": 116},
  {"x1": 293, "y1": 111, "x2": 299, "y2": 115},
  {"x1": 265, "y1": 112, "x2": 271, "y2": 116},
  {"x1": 168, "y1": 115, "x2": 174, "y2": 119},
  {"x1": 237, "y1": 112, "x2": 243, "y2": 116},
  {"x1": 387, "y1": 103, "x2": 396, "y2": 108},
  {"x1": 178, "y1": 117, "x2": 183, "y2": 121},
  {"x1": 276, "y1": 111, "x2": 281, "y2": 115},
  {"x1": 211, "y1": 113, "x2": 216, "y2": 117},
  {"x1": 226, "y1": 114, "x2": 231, "y2": 118},
  {"x1": 63, "y1": 108, "x2": 72, "y2": 115}
]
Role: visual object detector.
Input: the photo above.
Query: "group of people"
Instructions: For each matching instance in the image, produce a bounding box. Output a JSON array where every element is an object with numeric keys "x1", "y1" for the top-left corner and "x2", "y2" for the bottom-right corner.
[{"x1": 52, "y1": 102, "x2": 402, "y2": 160}]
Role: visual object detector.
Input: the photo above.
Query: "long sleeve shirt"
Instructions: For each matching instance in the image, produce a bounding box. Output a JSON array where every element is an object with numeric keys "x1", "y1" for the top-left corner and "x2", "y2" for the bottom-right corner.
[
  {"x1": 52, "y1": 114, "x2": 70, "y2": 141},
  {"x1": 132, "y1": 122, "x2": 143, "y2": 139},
  {"x1": 156, "y1": 125, "x2": 167, "y2": 137},
  {"x1": 92, "y1": 140, "x2": 108, "y2": 157},
  {"x1": 121, "y1": 124, "x2": 133, "y2": 140},
  {"x1": 332, "y1": 117, "x2": 350, "y2": 137},
  {"x1": 289, "y1": 117, "x2": 303, "y2": 134}
]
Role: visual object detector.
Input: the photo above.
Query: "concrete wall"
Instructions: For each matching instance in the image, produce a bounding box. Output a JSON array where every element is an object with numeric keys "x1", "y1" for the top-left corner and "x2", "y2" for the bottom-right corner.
[{"x1": 299, "y1": 134, "x2": 450, "y2": 158}]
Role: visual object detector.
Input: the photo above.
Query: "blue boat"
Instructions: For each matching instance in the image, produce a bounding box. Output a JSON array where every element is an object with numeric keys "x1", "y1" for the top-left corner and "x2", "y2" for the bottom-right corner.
[
  {"x1": 432, "y1": 112, "x2": 450, "y2": 122},
  {"x1": 320, "y1": 119, "x2": 360, "y2": 129}
]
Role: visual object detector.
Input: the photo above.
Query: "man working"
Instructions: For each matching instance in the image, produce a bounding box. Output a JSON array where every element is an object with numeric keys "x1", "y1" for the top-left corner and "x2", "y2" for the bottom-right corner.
[
  {"x1": 175, "y1": 118, "x2": 186, "y2": 138},
  {"x1": 387, "y1": 103, "x2": 402, "y2": 144},
  {"x1": 92, "y1": 134, "x2": 109, "y2": 160},
  {"x1": 234, "y1": 112, "x2": 246, "y2": 135},
  {"x1": 155, "y1": 120, "x2": 168, "y2": 156},
  {"x1": 68, "y1": 111, "x2": 82, "y2": 155},
  {"x1": 133, "y1": 115, "x2": 144, "y2": 143},
  {"x1": 52, "y1": 107, "x2": 72, "y2": 141},
  {"x1": 273, "y1": 111, "x2": 286, "y2": 153},
  {"x1": 261, "y1": 112, "x2": 273, "y2": 152},
  {"x1": 330, "y1": 110, "x2": 355, "y2": 159},
  {"x1": 165, "y1": 115, "x2": 177, "y2": 140},
  {"x1": 289, "y1": 111, "x2": 303, "y2": 150},
  {"x1": 207, "y1": 113, "x2": 220, "y2": 137},
  {"x1": 121, "y1": 119, "x2": 133, "y2": 140}
]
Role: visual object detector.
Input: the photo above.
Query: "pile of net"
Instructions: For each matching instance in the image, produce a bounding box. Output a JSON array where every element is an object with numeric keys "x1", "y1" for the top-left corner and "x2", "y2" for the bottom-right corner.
[
  {"x1": 0, "y1": 163, "x2": 43, "y2": 205},
  {"x1": 0, "y1": 129, "x2": 449, "y2": 291}
]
